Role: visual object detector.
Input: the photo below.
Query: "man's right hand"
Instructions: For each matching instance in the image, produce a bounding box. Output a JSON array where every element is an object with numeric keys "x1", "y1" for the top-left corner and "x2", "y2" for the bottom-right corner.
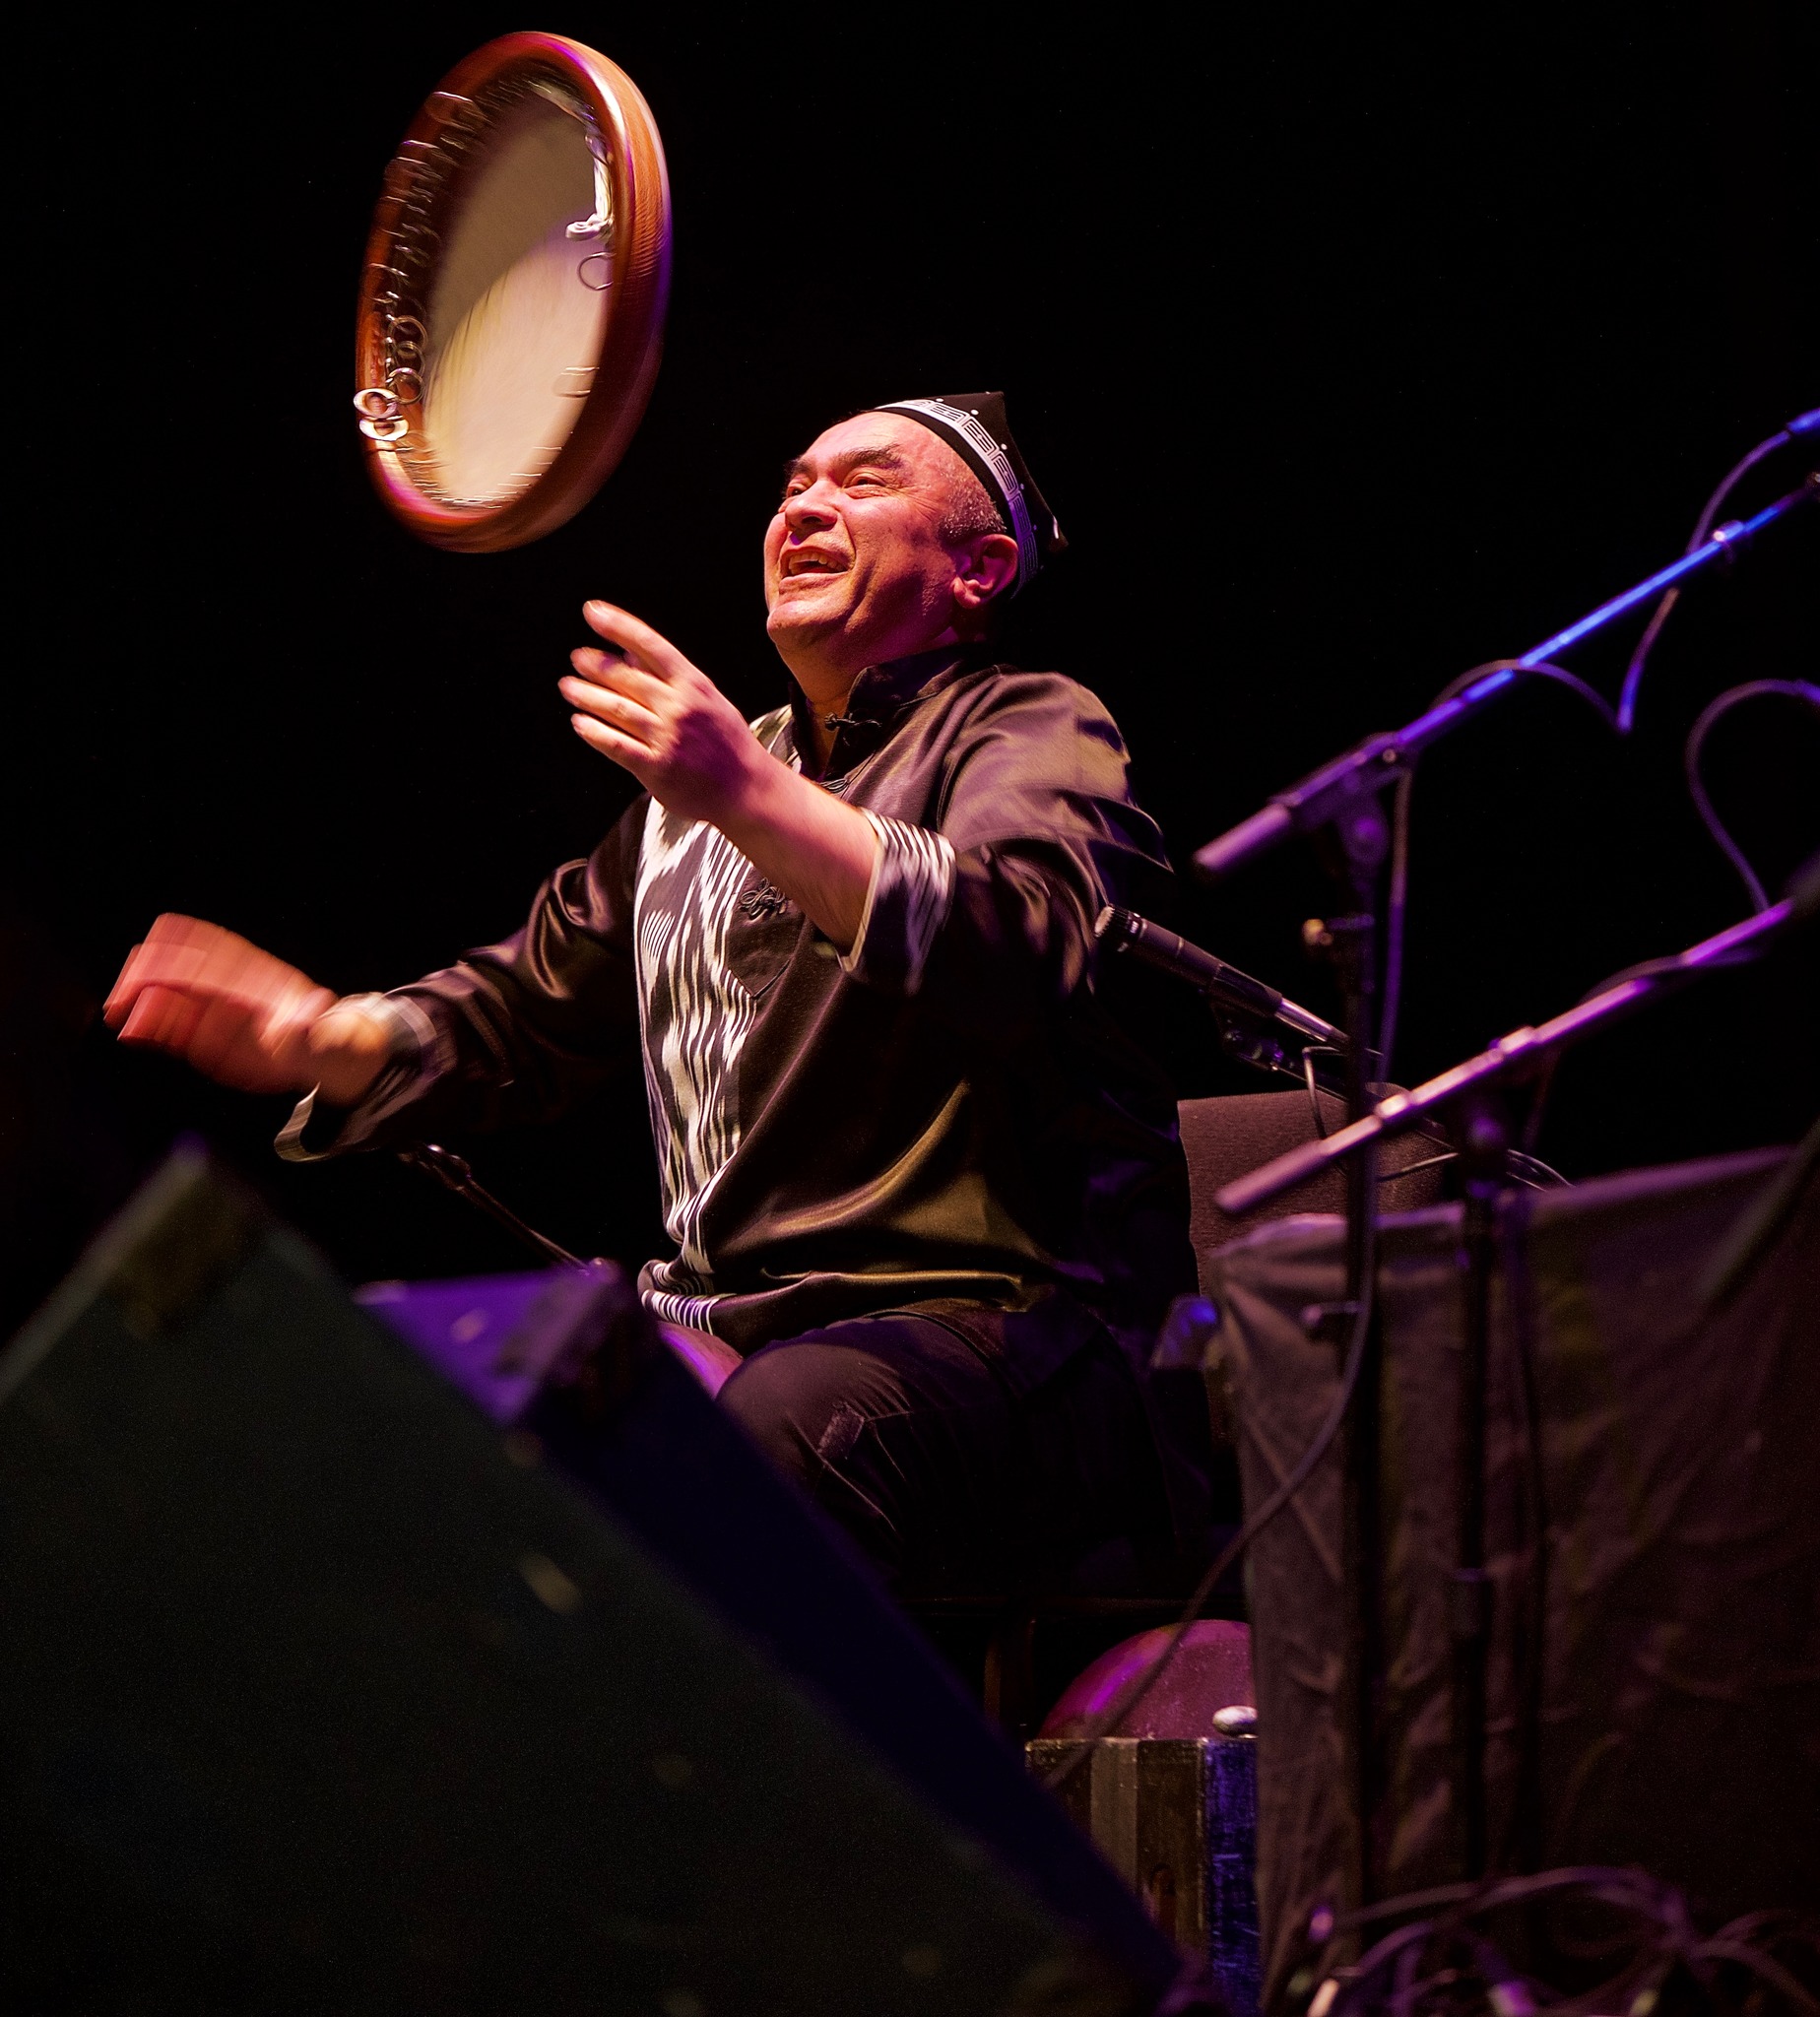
[{"x1": 104, "y1": 915, "x2": 392, "y2": 1107}]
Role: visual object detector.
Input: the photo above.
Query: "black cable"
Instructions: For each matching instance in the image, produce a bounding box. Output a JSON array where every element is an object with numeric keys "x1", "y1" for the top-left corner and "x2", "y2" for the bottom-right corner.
[
  {"x1": 1505, "y1": 1147, "x2": 1570, "y2": 1190},
  {"x1": 1520, "y1": 895, "x2": 1778, "y2": 1153},
  {"x1": 1043, "y1": 1215, "x2": 1380, "y2": 1792},
  {"x1": 1373, "y1": 419, "x2": 1815, "y2": 1147},
  {"x1": 1138, "y1": 666, "x2": 1593, "y2": 1811},
  {"x1": 1684, "y1": 679, "x2": 1820, "y2": 913},
  {"x1": 1373, "y1": 1149, "x2": 1563, "y2": 1192},
  {"x1": 1619, "y1": 410, "x2": 1818, "y2": 733},
  {"x1": 1497, "y1": 1193, "x2": 1549, "y2": 1881},
  {"x1": 1520, "y1": 1056, "x2": 1560, "y2": 1158},
  {"x1": 1697, "y1": 1112, "x2": 1820, "y2": 1315},
  {"x1": 1577, "y1": 943, "x2": 1760, "y2": 1000},
  {"x1": 1303, "y1": 1047, "x2": 1335, "y2": 1138},
  {"x1": 1304, "y1": 1864, "x2": 1820, "y2": 2016},
  {"x1": 1377, "y1": 771, "x2": 1414, "y2": 1079},
  {"x1": 1430, "y1": 656, "x2": 1620, "y2": 732},
  {"x1": 1376, "y1": 657, "x2": 1619, "y2": 1168}
]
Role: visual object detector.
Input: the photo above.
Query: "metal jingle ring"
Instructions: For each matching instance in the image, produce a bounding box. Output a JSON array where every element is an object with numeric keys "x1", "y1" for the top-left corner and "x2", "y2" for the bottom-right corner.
[
  {"x1": 387, "y1": 367, "x2": 423, "y2": 404},
  {"x1": 353, "y1": 386, "x2": 400, "y2": 421},
  {"x1": 389, "y1": 315, "x2": 427, "y2": 345},
  {"x1": 577, "y1": 252, "x2": 614, "y2": 292},
  {"x1": 359, "y1": 415, "x2": 410, "y2": 443},
  {"x1": 391, "y1": 146, "x2": 447, "y2": 187},
  {"x1": 427, "y1": 91, "x2": 487, "y2": 133}
]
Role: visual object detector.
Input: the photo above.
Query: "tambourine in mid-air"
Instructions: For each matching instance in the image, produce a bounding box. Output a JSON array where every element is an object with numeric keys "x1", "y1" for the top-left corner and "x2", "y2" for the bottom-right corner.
[{"x1": 354, "y1": 33, "x2": 671, "y2": 552}]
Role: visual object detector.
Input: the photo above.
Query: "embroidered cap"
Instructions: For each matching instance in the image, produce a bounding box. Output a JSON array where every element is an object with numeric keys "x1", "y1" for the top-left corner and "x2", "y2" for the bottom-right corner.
[{"x1": 871, "y1": 391, "x2": 1065, "y2": 592}]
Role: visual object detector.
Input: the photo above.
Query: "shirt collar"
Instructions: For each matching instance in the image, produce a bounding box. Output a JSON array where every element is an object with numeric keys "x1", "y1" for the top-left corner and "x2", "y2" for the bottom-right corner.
[{"x1": 787, "y1": 643, "x2": 986, "y2": 776}]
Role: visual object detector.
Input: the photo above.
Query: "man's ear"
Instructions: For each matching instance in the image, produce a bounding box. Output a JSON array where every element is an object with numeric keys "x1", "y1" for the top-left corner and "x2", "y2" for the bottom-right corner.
[{"x1": 953, "y1": 532, "x2": 1019, "y2": 614}]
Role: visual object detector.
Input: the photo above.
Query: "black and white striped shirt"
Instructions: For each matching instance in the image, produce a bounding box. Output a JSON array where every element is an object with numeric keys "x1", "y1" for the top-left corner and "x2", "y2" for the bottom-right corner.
[{"x1": 632, "y1": 707, "x2": 955, "y2": 1328}]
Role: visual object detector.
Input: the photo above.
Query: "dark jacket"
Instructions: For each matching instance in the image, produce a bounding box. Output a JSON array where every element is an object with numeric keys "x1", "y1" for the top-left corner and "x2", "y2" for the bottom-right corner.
[{"x1": 301, "y1": 647, "x2": 1195, "y2": 1392}]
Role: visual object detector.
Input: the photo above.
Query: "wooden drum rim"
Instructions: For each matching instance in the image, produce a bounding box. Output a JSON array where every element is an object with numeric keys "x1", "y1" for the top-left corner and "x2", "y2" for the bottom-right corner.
[{"x1": 354, "y1": 33, "x2": 671, "y2": 553}]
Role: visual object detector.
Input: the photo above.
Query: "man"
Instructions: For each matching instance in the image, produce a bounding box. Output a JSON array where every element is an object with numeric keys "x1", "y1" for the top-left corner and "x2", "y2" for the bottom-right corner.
[{"x1": 106, "y1": 392, "x2": 1196, "y2": 1593}]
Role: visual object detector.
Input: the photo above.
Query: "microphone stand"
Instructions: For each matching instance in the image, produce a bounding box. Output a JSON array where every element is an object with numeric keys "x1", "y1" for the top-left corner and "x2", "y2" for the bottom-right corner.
[
  {"x1": 1093, "y1": 905, "x2": 1349, "y2": 1084},
  {"x1": 1320, "y1": 812, "x2": 1388, "y2": 1919},
  {"x1": 396, "y1": 1141, "x2": 587, "y2": 1270},
  {"x1": 1189, "y1": 474, "x2": 1814, "y2": 1909},
  {"x1": 1212, "y1": 873, "x2": 1818, "y2": 1219},
  {"x1": 1194, "y1": 476, "x2": 1816, "y2": 883},
  {"x1": 1212, "y1": 859, "x2": 1819, "y2": 1880}
]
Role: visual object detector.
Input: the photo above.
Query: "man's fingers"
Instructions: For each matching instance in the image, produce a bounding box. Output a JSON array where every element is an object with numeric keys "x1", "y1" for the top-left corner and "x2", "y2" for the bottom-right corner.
[
  {"x1": 118, "y1": 985, "x2": 205, "y2": 1054},
  {"x1": 145, "y1": 913, "x2": 255, "y2": 965},
  {"x1": 106, "y1": 914, "x2": 318, "y2": 1027},
  {"x1": 108, "y1": 915, "x2": 255, "y2": 1016},
  {"x1": 183, "y1": 994, "x2": 261, "y2": 1075},
  {"x1": 571, "y1": 713, "x2": 657, "y2": 781},
  {"x1": 116, "y1": 989, "x2": 171, "y2": 1046},
  {"x1": 581, "y1": 600, "x2": 692, "y2": 681},
  {"x1": 108, "y1": 946, "x2": 218, "y2": 1024},
  {"x1": 102, "y1": 944, "x2": 148, "y2": 1024},
  {"x1": 560, "y1": 675, "x2": 664, "y2": 743},
  {"x1": 568, "y1": 645, "x2": 670, "y2": 704},
  {"x1": 110, "y1": 941, "x2": 251, "y2": 1020}
]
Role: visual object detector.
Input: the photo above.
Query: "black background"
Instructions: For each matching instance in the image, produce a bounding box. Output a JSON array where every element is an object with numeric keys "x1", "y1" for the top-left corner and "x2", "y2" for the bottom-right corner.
[{"x1": 3, "y1": 6, "x2": 1814, "y2": 1331}]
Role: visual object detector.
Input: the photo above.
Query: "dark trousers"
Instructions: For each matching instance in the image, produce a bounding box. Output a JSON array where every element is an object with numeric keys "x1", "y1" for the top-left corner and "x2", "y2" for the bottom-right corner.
[{"x1": 717, "y1": 1312, "x2": 1166, "y2": 1593}]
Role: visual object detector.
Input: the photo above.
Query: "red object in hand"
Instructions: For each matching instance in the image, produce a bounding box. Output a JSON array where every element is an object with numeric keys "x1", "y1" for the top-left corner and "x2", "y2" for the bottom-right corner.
[{"x1": 104, "y1": 914, "x2": 336, "y2": 1094}]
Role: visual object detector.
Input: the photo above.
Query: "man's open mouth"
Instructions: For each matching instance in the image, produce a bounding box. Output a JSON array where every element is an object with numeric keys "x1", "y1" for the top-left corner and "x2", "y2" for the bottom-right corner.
[{"x1": 781, "y1": 548, "x2": 849, "y2": 579}]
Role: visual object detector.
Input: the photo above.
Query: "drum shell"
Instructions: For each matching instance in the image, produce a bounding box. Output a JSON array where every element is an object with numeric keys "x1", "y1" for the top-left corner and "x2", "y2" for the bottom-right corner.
[{"x1": 354, "y1": 33, "x2": 671, "y2": 553}]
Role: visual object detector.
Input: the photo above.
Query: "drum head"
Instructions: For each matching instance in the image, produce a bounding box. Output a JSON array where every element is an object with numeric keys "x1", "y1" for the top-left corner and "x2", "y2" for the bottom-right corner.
[{"x1": 354, "y1": 34, "x2": 671, "y2": 552}]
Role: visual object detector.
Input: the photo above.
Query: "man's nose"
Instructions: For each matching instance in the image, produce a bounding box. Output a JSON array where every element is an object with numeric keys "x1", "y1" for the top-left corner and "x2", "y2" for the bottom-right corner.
[{"x1": 783, "y1": 483, "x2": 839, "y2": 532}]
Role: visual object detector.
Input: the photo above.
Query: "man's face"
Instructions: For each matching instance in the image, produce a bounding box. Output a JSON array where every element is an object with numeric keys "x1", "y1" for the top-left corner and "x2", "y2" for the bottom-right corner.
[{"x1": 762, "y1": 414, "x2": 1008, "y2": 672}]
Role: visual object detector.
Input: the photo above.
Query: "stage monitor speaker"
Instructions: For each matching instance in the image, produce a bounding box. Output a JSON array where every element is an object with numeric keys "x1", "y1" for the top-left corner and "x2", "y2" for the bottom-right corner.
[
  {"x1": 0, "y1": 1146, "x2": 1195, "y2": 2016},
  {"x1": 1207, "y1": 1144, "x2": 1820, "y2": 2006}
]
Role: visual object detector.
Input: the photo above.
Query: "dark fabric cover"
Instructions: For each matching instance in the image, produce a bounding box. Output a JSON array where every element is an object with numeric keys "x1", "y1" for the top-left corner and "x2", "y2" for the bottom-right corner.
[
  {"x1": 1178, "y1": 1087, "x2": 1448, "y2": 1292},
  {"x1": 1206, "y1": 1146, "x2": 1820, "y2": 2004}
]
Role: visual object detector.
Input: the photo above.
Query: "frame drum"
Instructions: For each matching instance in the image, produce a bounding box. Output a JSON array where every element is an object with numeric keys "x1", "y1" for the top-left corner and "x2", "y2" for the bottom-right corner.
[{"x1": 353, "y1": 33, "x2": 671, "y2": 552}]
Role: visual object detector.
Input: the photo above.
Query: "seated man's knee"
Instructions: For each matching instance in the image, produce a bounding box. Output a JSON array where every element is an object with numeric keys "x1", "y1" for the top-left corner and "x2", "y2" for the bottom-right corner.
[{"x1": 717, "y1": 1337, "x2": 869, "y2": 1489}]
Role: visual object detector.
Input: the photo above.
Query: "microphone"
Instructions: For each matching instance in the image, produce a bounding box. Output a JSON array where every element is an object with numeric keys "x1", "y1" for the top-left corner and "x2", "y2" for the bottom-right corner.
[{"x1": 1094, "y1": 907, "x2": 1345, "y2": 1051}]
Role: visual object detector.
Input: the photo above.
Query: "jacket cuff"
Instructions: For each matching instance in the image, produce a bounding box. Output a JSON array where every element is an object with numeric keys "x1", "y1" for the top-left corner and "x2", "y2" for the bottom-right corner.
[
  {"x1": 274, "y1": 993, "x2": 438, "y2": 1162},
  {"x1": 839, "y1": 812, "x2": 956, "y2": 997}
]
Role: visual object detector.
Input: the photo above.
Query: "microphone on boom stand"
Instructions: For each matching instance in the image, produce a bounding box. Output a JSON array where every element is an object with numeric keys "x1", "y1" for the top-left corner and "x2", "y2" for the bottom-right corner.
[{"x1": 1094, "y1": 906, "x2": 1345, "y2": 1051}]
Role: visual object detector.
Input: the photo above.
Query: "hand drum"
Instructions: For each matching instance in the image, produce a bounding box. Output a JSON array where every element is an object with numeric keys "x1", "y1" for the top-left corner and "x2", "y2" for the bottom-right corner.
[{"x1": 353, "y1": 33, "x2": 671, "y2": 552}]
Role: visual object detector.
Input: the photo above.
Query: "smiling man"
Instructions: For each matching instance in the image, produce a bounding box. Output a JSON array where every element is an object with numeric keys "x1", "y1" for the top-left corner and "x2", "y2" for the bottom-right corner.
[{"x1": 106, "y1": 392, "x2": 1196, "y2": 1593}]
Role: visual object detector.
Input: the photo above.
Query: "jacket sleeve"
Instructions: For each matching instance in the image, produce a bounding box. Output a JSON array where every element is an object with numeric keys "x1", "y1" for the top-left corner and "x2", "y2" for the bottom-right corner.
[
  {"x1": 843, "y1": 673, "x2": 1173, "y2": 1049},
  {"x1": 278, "y1": 795, "x2": 649, "y2": 1158}
]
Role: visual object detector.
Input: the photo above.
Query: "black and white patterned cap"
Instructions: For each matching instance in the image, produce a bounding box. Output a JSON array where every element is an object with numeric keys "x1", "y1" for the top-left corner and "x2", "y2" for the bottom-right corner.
[{"x1": 872, "y1": 391, "x2": 1066, "y2": 592}]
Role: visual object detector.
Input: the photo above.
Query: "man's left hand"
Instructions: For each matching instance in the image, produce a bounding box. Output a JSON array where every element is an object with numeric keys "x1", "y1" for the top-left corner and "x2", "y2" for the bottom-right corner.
[{"x1": 561, "y1": 602, "x2": 764, "y2": 825}]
